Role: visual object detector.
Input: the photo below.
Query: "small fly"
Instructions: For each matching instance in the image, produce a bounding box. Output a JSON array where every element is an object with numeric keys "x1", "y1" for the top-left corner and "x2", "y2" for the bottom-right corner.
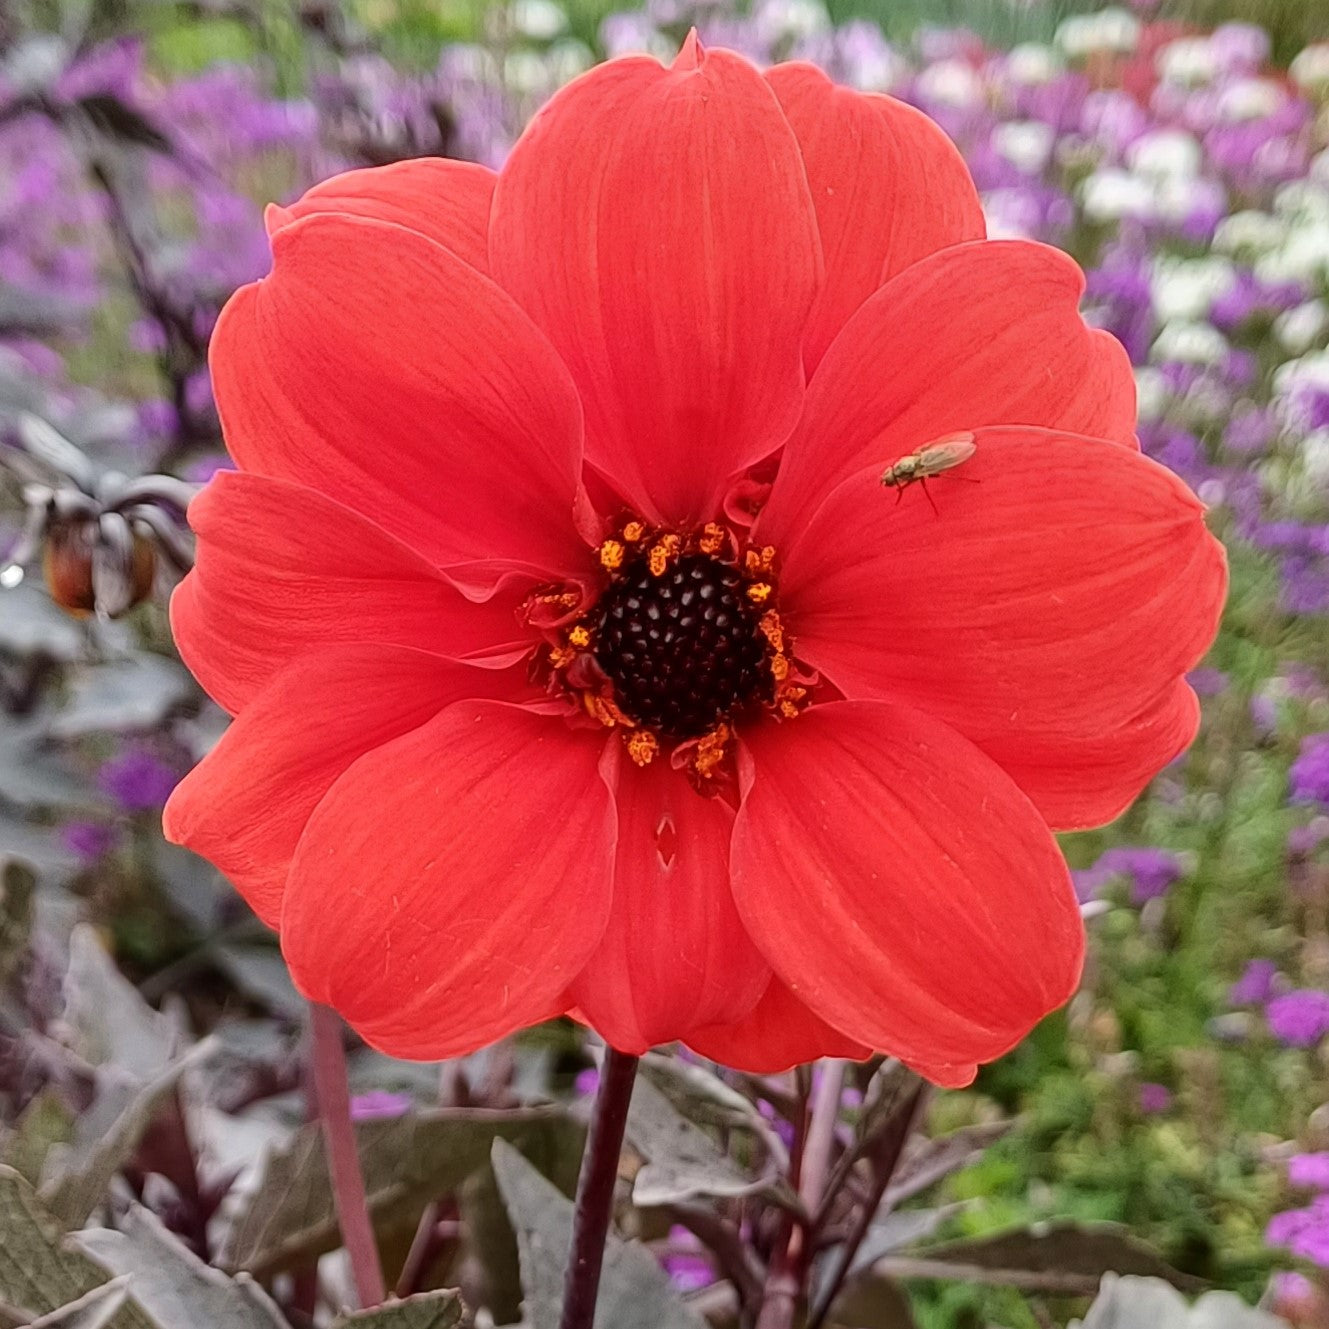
[{"x1": 880, "y1": 432, "x2": 978, "y2": 513}]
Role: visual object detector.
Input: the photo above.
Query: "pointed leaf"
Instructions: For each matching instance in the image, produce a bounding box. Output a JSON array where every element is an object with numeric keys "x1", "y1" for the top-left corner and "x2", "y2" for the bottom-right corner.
[
  {"x1": 491, "y1": 1141, "x2": 706, "y2": 1329},
  {"x1": 223, "y1": 1108, "x2": 568, "y2": 1278},
  {"x1": 1072, "y1": 1274, "x2": 1284, "y2": 1328},
  {"x1": 330, "y1": 1290, "x2": 465, "y2": 1329},
  {"x1": 628, "y1": 1074, "x2": 774, "y2": 1207},
  {"x1": 77, "y1": 1205, "x2": 287, "y2": 1329},
  {"x1": 27, "y1": 1278, "x2": 132, "y2": 1329},
  {"x1": 0, "y1": 1168, "x2": 151, "y2": 1329}
]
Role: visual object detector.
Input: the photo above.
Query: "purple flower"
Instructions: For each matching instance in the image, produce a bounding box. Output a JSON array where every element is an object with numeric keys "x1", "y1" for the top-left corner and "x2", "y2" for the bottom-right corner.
[
  {"x1": 60, "y1": 820, "x2": 119, "y2": 864},
  {"x1": 1268, "y1": 990, "x2": 1329, "y2": 1047},
  {"x1": 97, "y1": 745, "x2": 181, "y2": 813},
  {"x1": 1290, "y1": 1154, "x2": 1329, "y2": 1190},
  {"x1": 1269, "y1": 1196, "x2": 1329, "y2": 1266},
  {"x1": 1230, "y1": 959, "x2": 1278, "y2": 1006},
  {"x1": 1139, "y1": 1083, "x2": 1173, "y2": 1113},
  {"x1": 574, "y1": 1067, "x2": 600, "y2": 1097},
  {"x1": 349, "y1": 1090, "x2": 413, "y2": 1120},
  {"x1": 1074, "y1": 847, "x2": 1184, "y2": 904},
  {"x1": 1291, "y1": 735, "x2": 1329, "y2": 809},
  {"x1": 1186, "y1": 667, "x2": 1229, "y2": 697},
  {"x1": 661, "y1": 1226, "x2": 713, "y2": 1293}
]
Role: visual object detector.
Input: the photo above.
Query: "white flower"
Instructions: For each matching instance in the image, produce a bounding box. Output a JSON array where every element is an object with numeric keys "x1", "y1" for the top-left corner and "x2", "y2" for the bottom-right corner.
[
  {"x1": 754, "y1": 0, "x2": 831, "y2": 43},
  {"x1": 1274, "y1": 180, "x2": 1329, "y2": 225},
  {"x1": 1157, "y1": 37, "x2": 1219, "y2": 87},
  {"x1": 1215, "y1": 77, "x2": 1284, "y2": 122},
  {"x1": 1274, "y1": 349, "x2": 1329, "y2": 399},
  {"x1": 1302, "y1": 427, "x2": 1329, "y2": 485},
  {"x1": 1275, "y1": 300, "x2": 1329, "y2": 353},
  {"x1": 1150, "y1": 256, "x2": 1237, "y2": 321},
  {"x1": 1055, "y1": 8, "x2": 1139, "y2": 58},
  {"x1": 1290, "y1": 42, "x2": 1329, "y2": 93},
  {"x1": 1213, "y1": 208, "x2": 1287, "y2": 254},
  {"x1": 1128, "y1": 129, "x2": 1202, "y2": 179},
  {"x1": 1004, "y1": 42, "x2": 1064, "y2": 84},
  {"x1": 1152, "y1": 320, "x2": 1230, "y2": 365},
  {"x1": 914, "y1": 58, "x2": 985, "y2": 108},
  {"x1": 992, "y1": 120, "x2": 1056, "y2": 174},
  {"x1": 1080, "y1": 168, "x2": 1157, "y2": 222},
  {"x1": 509, "y1": 0, "x2": 567, "y2": 39},
  {"x1": 1134, "y1": 367, "x2": 1171, "y2": 422},
  {"x1": 1255, "y1": 220, "x2": 1329, "y2": 284}
]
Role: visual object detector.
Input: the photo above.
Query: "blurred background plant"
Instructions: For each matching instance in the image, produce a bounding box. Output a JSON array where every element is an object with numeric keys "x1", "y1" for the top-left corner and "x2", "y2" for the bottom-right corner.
[{"x1": 2, "y1": 0, "x2": 1329, "y2": 1325}]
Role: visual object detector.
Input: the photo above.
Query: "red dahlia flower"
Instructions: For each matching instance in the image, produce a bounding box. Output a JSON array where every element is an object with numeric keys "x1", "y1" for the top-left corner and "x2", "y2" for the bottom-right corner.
[{"x1": 164, "y1": 36, "x2": 1226, "y2": 1087}]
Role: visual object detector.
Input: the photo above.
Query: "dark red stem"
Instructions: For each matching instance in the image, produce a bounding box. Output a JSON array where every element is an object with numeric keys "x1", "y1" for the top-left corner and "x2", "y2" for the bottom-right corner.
[
  {"x1": 558, "y1": 1047, "x2": 640, "y2": 1329},
  {"x1": 309, "y1": 1003, "x2": 386, "y2": 1309}
]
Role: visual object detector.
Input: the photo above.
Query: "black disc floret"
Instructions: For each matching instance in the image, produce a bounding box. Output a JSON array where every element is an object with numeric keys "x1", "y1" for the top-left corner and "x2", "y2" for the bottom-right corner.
[{"x1": 593, "y1": 553, "x2": 771, "y2": 739}]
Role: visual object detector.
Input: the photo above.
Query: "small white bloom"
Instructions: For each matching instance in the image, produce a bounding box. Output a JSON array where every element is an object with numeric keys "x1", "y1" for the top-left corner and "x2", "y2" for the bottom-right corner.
[
  {"x1": 914, "y1": 59, "x2": 985, "y2": 108},
  {"x1": 1274, "y1": 180, "x2": 1329, "y2": 225},
  {"x1": 1274, "y1": 349, "x2": 1329, "y2": 398},
  {"x1": 1255, "y1": 221, "x2": 1329, "y2": 285},
  {"x1": 1302, "y1": 427, "x2": 1329, "y2": 485},
  {"x1": 1215, "y1": 77, "x2": 1284, "y2": 122},
  {"x1": 1080, "y1": 168, "x2": 1156, "y2": 222},
  {"x1": 1157, "y1": 37, "x2": 1219, "y2": 87},
  {"x1": 1290, "y1": 42, "x2": 1329, "y2": 93},
  {"x1": 1004, "y1": 42, "x2": 1064, "y2": 84},
  {"x1": 1128, "y1": 128, "x2": 1202, "y2": 179},
  {"x1": 1213, "y1": 208, "x2": 1287, "y2": 254},
  {"x1": 1275, "y1": 300, "x2": 1329, "y2": 353},
  {"x1": 509, "y1": 0, "x2": 567, "y2": 39},
  {"x1": 1134, "y1": 366, "x2": 1171, "y2": 422},
  {"x1": 754, "y1": 0, "x2": 831, "y2": 43},
  {"x1": 1150, "y1": 256, "x2": 1237, "y2": 321},
  {"x1": 1152, "y1": 320, "x2": 1230, "y2": 365},
  {"x1": 992, "y1": 120, "x2": 1056, "y2": 174},
  {"x1": 1055, "y1": 8, "x2": 1139, "y2": 58},
  {"x1": 503, "y1": 48, "x2": 552, "y2": 95}
]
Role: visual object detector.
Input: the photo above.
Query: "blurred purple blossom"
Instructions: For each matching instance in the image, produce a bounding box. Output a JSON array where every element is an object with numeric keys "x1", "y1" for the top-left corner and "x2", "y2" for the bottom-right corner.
[
  {"x1": 1269, "y1": 1196, "x2": 1329, "y2": 1266},
  {"x1": 1074, "y1": 847, "x2": 1184, "y2": 904},
  {"x1": 1290, "y1": 1154, "x2": 1329, "y2": 1190},
  {"x1": 97, "y1": 745, "x2": 181, "y2": 812},
  {"x1": 60, "y1": 820, "x2": 119, "y2": 864},
  {"x1": 1139, "y1": 1083, "x2": 1173, "y2": 1113},
  {"x1": 1290, "y1": 735, "x2": 1329, "y2": 808},
  {"x1": 349, "y1": 1090, "x2": 413, "y2": 1120},
  {"x1": 1267, "y1": 990, "x2": 1329, "y2": 1047},
  {"x1": 1230, "y1": 959, "x2": 1278, "y2": 1006},
  {"x1": 661, "y1": 1225, "x2": 713, "y2": 1293}
]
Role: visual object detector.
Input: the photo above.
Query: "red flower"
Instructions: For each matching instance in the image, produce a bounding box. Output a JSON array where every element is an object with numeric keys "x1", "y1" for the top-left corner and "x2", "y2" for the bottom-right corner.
[{"x1": 164, "y1": 37, "x2": 1226, "y2": 1086}]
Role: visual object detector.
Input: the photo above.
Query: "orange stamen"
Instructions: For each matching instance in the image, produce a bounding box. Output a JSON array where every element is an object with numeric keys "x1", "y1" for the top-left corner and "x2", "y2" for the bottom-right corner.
[
  {"x1": 626, "y1": 730, "x2": 659, "y2": 767},
  {"x1": 599, "y1": 539, "x2": 625, "y2": 571}
]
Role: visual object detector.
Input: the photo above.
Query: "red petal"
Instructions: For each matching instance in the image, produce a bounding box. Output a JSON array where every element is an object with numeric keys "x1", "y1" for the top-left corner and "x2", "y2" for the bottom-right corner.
[
  {"x1": 686, "y1": 976, "x2": 869, "y2": 1072},
  {"x1": 164, "y1": 647, "x2": 513, "y2": 927},
  {"x1": 775, "y1": 428, "x2": 1226, "y2": 828},
  {"x1": 211, "y1": 212, "x2": 587, "y2": 578},
  {"x1": 267, "y1": 159, "x2": 496, "y2": 272},
  {"x1": 765, "y1": 62, "x2": 985, "y2": 374},
  {"x1": 569, "y1": 755, "x2": 768, "y2": 1053},
  {"x1": 490, "y1": 45, "x2": 821, "y2": 526},
  {"x1": 172, "y1": 471, "x2": 526, "y2": 715},
  {"x1": 760, "y1": 240, "x2": 1138, "y2": 536},
  {"x1": 283, "y1": 702, "x2": 615, "y2": 1058},
  {"x1": 731, "y1": 700, "x2": 1084, "y2": 1066}
]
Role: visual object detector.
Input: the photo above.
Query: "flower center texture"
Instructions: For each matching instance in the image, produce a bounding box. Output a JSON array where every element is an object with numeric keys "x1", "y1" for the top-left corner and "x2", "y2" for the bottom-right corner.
[
  {"x1": 527, "y1": 520, "x2": 809, "y2": 789},
  {"x1": 593, "y1": 553, "x2": 771, "y2": 740}
]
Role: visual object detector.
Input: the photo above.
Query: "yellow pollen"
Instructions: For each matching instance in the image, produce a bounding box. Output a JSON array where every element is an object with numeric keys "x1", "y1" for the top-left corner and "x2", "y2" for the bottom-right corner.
[
  {"x1": 745, "y1": 545, "x2": 777, "y2": 577},
  {"x1": 648, "y1": 534, "x2": 681, "y2": 576},
  {"x1": 698, "y1": 523, "x2": 726, "y2": 555},
  {"x1": 622, "y1": 521, "x2": 646, "y2": 543},
  {"x1": 692, "y1": 724, "x2": 731, "y2": 781},
  {"x1": 771, "y1": 653, "x2": 790, "y2": 681},
  {"x1": 599, "y1": 539, "x2": 625, "y2": 571},
  {"x1": 746, "y1": 582, "x2": 773, "y2": 605},
  {"x1": 626, "y1": 730, "x2": 659, "y2": 767},
  {"x1": 548, "y1": 645, "x2": 576, "y2": 669},
  {"x1": 584, "y1": 694, "x2": 630, "y2": 728},
  {"x1": 568, "y1": 625, "x2": 591, "y2": 648},
  {"x1": 759, "y1": 611, "x2": 785, "y2": 654},
  {"x1": 777, "y1": 685, "x2": 808, "y2": 719}
]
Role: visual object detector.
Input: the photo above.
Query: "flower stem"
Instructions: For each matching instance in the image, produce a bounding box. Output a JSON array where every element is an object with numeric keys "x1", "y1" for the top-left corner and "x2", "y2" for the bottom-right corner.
[
  {"x1": 800, "y1": 1059, "x2": 847, "y2": 1215},
  {"x1": 559, "y1": 1047, "x2": 640, "y2": 1329},
  {"x1": 309, "y1": 1002, "x2": 386, "y2": 1309}
]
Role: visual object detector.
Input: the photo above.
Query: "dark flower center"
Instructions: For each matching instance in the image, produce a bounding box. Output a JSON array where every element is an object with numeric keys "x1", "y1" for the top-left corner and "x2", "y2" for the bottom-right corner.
[{"x1": 593, "y1": 553, "x2": 771, "y2": 739}]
